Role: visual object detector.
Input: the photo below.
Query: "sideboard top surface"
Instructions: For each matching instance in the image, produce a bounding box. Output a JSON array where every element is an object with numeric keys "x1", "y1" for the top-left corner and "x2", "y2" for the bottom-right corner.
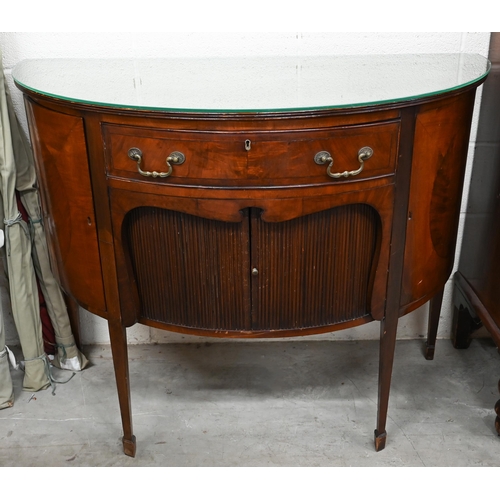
[{"x1": 13, "y1": 54, "x2": 490, "y2": 114}]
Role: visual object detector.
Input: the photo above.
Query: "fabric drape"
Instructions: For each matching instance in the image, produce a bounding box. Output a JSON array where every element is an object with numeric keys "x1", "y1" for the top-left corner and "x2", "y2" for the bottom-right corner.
[
  {"x1": 0, "y1": 50, "x2": 88, "y2": 401},
  {"x1": 0, "y1": 228, "x2": 14, "y2": 408}
]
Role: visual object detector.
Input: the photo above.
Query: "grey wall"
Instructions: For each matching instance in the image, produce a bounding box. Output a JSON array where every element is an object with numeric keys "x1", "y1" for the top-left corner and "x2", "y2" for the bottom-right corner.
[{"x1": 458, "y1": 33, "x2": 500, "y2": 281}]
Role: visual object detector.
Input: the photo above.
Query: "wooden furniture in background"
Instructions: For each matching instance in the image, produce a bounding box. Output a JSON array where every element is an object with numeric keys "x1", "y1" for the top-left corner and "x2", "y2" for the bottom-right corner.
[
  {"x1": 452, "y1": 193, "x2": 500, "y2": 434},
  {"x1": 13, "y1": 55, "x2": 489, "y2": 456},
  {"x1": 453, "y1": 201, "x2": 500, "y2": 433},
  {"x1": 450, "y1": 35, "x2": 500, "y2": 436}
]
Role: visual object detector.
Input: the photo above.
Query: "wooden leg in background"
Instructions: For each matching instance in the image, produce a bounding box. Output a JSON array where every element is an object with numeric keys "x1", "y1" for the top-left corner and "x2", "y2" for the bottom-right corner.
[
  {"x1": 451, "y1": 304, "x2": 479, "y2": 349},
  {"x1": 374, "y1": 316, "x2": 399, "y2": 452},
  {"x1": 425, "y1": 288, "x2": 444, "y2": 360},
  {"x1": 452, "y1": 273, "x2": 500, "y2": 437},
  {"x1": 451, "y1": 273, "x2": 482, "y2": 349},
  {"x1": 64, "y1": 294, "x2": 82, "y2": 350},
  {"x1": 108, "y1": 318, "x2": 136, "y2": 457}
]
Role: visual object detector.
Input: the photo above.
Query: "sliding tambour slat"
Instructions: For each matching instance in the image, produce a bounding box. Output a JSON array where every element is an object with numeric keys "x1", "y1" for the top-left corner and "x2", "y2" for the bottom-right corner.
[
  {"x1": 251, "y1": 205, "x2": 379, "y2": 330},
  {"x1": 125, "y1": 207, "x2": 251, "y2": 331}
]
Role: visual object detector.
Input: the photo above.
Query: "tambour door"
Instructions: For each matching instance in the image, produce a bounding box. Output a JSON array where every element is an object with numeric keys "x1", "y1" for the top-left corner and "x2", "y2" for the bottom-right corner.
[
  {"x1": 121, "y1": 202, "x2": 381, "y2": 334},
  {"x1": 249, "y1": 205, "x2": 380, "y2": 331},
  {"x1": 124, "y1": 206, "x2": 252, "y2": 332}
]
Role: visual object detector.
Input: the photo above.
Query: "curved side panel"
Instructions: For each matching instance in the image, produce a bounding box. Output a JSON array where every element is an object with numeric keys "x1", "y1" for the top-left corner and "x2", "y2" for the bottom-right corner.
[
  {"x1": 25, "y1": 99, "x2": 107, "y2": 316},
  {"x1": 400, "y1": 91, "x2": 477, "y2": 311}
]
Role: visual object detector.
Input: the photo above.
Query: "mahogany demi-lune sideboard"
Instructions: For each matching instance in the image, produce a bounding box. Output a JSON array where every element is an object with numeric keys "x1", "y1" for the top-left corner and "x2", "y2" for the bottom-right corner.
[{"x1": 12, "y1": 55, "x2": 490, "y2": 457}]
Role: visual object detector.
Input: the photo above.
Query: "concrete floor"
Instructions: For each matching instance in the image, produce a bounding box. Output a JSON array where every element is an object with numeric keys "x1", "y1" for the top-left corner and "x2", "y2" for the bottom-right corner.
[{"x1": 0, "y1": 338, "x2": 498, "y2": 466}]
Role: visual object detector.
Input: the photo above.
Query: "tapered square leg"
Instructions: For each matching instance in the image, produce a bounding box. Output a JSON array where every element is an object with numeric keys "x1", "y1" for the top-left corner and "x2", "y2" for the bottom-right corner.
[
  {"x1": 123, "y1": 435, "x2": 137, "y2": 457},
  {"x1": 374, "y1": 317, "x2": 399, "y2": 452},
  {"x1": 374, "y1": 430, "x2": 387, "y2": 452},
  {"x1": 108, "y1": 319, "x2": 136, "y2": 457}
]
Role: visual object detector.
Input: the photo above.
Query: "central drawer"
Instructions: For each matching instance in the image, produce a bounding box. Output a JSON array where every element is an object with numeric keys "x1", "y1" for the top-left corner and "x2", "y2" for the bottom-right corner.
[{"x1": 103, "y1": 121, "x2": 400, "y2": 187}]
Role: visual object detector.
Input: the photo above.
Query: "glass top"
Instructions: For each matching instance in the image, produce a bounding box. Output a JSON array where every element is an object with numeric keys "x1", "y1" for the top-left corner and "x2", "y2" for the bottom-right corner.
[{"x1": 13, "y1": 54, "x2": 490, "y2": 113}]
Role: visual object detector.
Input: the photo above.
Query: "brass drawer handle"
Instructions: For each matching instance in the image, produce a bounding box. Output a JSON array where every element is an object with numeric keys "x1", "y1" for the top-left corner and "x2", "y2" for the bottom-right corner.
[
  {"x1": 128, "y1": 148, "x2": 185, "y2": 178},
  {"x1": 315, "y1": 147, "x2": 374, "y2": 179}
]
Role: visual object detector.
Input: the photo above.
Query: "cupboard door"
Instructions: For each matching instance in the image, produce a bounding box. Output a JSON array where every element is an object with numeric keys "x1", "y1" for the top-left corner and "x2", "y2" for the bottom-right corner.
[
  {"x1": 250, "y1": 205, "x2": 380, "y2": 331},
  {"x1": 123, "y1": 203, "x2": 380, "y2": 334},
  {"x1": 125, "y1": 207, "x2": 251, "y2": 331}
]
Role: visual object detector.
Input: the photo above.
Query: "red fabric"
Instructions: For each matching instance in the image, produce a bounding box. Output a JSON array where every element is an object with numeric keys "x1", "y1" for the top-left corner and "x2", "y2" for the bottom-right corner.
[{"x1": 15, "y1": 191, "x2": 56, "y2": 355}]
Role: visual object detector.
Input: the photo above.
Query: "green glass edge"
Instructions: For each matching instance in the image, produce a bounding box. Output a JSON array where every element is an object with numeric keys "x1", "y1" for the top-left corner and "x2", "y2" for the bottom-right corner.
[{"x1": 13, "y1": 61, "x2": 491, "y2": 114}]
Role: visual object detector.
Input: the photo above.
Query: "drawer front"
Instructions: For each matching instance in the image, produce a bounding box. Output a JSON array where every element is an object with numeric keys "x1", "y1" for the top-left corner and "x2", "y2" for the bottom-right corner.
[
  {"x1": 103, "y1": 121, "x2": 399, "y2": 187},
  {"x1": 104, "y1": 126, "x2": 247, "y2": 184}
]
